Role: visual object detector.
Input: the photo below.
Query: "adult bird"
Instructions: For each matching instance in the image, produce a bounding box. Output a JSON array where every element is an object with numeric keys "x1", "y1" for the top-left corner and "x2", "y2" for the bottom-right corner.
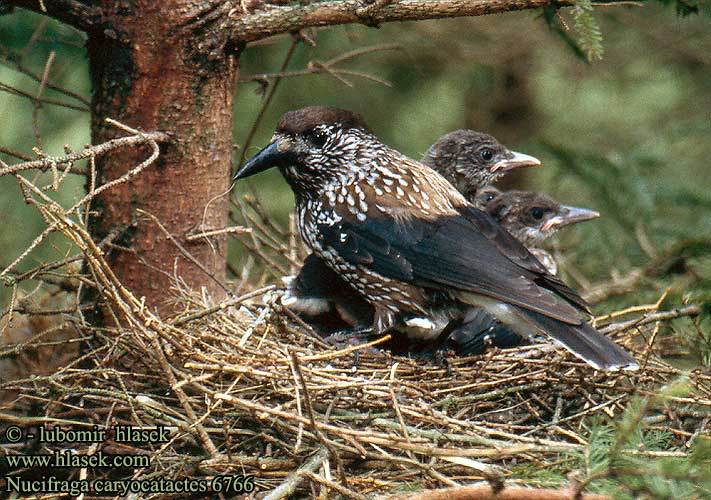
[
  {"x1": 234, "y1": 106, "x2": 637, "y2": 371},
  {"x1": 281, "y1": 130, "x2": 540, "y2": 331}
]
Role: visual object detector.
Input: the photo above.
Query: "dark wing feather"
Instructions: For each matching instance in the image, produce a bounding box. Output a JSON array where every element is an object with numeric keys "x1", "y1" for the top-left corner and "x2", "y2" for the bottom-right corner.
[
  {"x1": 295, "y1": 253, "x2": 348, "y2": 298},
  {"x1": 318, "y1": 210, "x2": 585, "y2": 324},
  {"x1": 319, "y1": 222, "x2": 413, "y2": 281},
  {"x1": 518, "y1": 307, "x2": 638, "y2": 370},
  {"x1": 458, "y1": 207, "x2": 590, "y2": 313}
]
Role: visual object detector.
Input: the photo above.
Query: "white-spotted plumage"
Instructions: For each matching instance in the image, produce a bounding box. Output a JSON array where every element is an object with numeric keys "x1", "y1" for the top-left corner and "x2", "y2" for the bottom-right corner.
[{"x1": 288, "y1": 124, "x2": 469, "y2": 322}]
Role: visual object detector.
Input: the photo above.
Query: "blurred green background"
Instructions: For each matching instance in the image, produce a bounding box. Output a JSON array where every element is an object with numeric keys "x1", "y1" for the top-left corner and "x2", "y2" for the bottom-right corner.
[{"x1": 1, "y1": 2, "x2": 710, "y2": 343}]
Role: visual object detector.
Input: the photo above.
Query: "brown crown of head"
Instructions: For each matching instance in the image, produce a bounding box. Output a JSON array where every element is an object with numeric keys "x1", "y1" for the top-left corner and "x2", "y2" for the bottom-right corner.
[
  {"x1": 486, "y1": 190, "x2": 558, "y2": 220},
  {"x1": 276, "y1": 106, "x2": 370, "y2": 135},
  {"x1": 423, "y1": 130, "x2": 505, "y2": 167}
]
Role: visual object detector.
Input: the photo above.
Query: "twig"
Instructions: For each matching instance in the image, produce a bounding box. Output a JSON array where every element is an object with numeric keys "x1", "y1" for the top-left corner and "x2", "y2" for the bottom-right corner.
[
  {"x1": 263, "y1": 447, "x2": 329, "y2": 500},
  {"x1": 599, "y1": 305, "x2": 701, "y2": 335},
  {"x1": 240, "y1": 43, "x2": 399, "y2": 87},
  {"x1": 171, "y1": 285, "x2": 275, "y2": 326},
  {"x1": 149, "y1": 335, "x2": 220, "y2": 458},
  {"x1": 302, "y1": 470, "x2": 369, "y2": 500},
  {"x1": 184, "y1": 226, "x2": 251, "y2": 242},
  {"x1": 0, "y1": 81, "x2": 88, "y2": 112},
  {"x1": 0, "y1": 130, "x2": 167, "y2": 177},
  {"x1": 0, "y1": 47, "x2": 91, "y2": 105},
  {"x1": 3, "y1": 0, "x2": 103, "y2": 33},
  {"x1": 31, "y1": 50, "x2": 57, "y2": 149},
  {"x1": 594, "y1": 289, "x2": 669, "y2": 325},
  {"x1": 290, "y1": 351, "x2": 348, "y2": 486},
  {"x1": 237, "y1": 37, "x2": 298, "y2": 168},
  {"x1": 0, "y1": 144, "x2": 34, "y2": 162}
]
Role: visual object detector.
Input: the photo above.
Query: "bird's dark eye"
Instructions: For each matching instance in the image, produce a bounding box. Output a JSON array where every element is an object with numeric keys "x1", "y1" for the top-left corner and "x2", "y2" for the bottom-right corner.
[
  {"x1": 480, "y1": 148, "x2": 494, "y2": 162},
  {"x1": 306, "y1": 130, "x2": 328, "y2": 149},
  {"x1": 530, "y1": 207, "x2": 544, "y2": 220},
  {"x1": 485, "y1": 193, "x2": 496, "y2": 202}
]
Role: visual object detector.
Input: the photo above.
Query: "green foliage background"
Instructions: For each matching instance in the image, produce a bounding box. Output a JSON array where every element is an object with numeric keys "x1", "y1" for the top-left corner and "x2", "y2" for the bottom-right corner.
[{"x1": 1, "y1": 3, "x2": 710, "y2": 496}]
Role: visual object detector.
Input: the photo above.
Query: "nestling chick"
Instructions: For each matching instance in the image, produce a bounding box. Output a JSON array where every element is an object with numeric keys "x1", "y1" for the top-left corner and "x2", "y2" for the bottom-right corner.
[
  {"x1": 421, "y1": 130, "x2": 540, "y2": 201},
  {"x1": 487, "y1": 190, "x2": 600, "y2": 248}
]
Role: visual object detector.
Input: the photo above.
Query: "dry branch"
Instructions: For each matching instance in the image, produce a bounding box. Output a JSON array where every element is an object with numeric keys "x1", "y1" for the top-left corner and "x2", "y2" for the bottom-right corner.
[
  {"x1": 0, "y1": 44, "x2": 91, "y2": 107},
  {"x1": 599, "y1": 304, "x2": 701, "y2": 335},
  {"x1": 0, "y1": 123, "x2": 168, "y2": 283},
  {"x1": 380, "y1": 485, "x2": 610, "y2": 500},
  {"x1": 228, "y1": 0, "x2": 623, "y2": 43},
  {"x1": 240, "y1": 43, "x2": 400, "y2": 87},
  {"x1": 0, "y1": 81, "x2": 88, "y2": 112},
  {"x1": 7, "y1": 0, "x2": 632, "y2": 53},
  {"x1": 263, "y1": 447, "x2": 329, "y2": 500},
  {"x1": 0, "y1": 130, "x2": 169, "y2": 178}
]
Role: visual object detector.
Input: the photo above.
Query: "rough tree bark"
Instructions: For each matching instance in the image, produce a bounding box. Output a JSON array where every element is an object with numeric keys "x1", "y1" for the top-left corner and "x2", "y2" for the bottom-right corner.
[{"x1": 84, "y1": 1, "x2": 238, "y2": 314}]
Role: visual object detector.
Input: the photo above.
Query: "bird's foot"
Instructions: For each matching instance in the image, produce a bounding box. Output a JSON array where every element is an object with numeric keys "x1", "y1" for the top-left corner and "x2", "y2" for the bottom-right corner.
[
  {"x1": 325, "y1": 326, "x2": 380, "y2": 369},
  {"x1": 325, "y1": 325, "x2": 373, "y2": 344}
]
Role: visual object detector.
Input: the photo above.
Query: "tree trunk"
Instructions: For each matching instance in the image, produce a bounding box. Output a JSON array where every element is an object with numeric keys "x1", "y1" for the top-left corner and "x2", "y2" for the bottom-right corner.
[{"x1": 88, "y1": 1, "x2": 237, "y2": 315}]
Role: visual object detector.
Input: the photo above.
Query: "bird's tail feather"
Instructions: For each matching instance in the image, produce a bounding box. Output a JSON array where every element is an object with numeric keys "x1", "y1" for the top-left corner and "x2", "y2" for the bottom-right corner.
[{"x1": 516, "y1": 308, "x2": 639, "y2": 371}]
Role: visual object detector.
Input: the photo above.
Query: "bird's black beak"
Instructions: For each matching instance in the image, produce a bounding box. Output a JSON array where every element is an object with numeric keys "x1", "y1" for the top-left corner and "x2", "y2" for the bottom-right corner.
[
  {"x1": 541, "y1": 205, "x2": 600, "y2": 231},
  {"x1": 233, "y1": 137, "x2": 293, "y2": 180},
  {"x1": 490, "y1": 151, "x2": 541, "y2": 173}
]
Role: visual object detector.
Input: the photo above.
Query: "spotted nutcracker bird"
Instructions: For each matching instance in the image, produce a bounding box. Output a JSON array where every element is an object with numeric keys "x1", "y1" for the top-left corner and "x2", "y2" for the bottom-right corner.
[
  {"x1": 281, "y1": 131, "x2": 539, "y2": 332},
  {"x1": 449, "y1": 189, "x2": 602, "y2": 355},
  {"x1": 234, "y1": 106, "x2": 638, "y2": 371}
]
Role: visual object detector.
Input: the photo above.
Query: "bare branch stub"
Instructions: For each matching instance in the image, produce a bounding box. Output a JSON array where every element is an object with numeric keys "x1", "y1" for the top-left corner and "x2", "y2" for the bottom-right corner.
[{"x1": 227, "y1": 0, "x2": 607, "y2": 43}]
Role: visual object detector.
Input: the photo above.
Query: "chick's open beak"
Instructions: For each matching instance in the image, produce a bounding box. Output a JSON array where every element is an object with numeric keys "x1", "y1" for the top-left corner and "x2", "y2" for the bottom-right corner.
[{"x1": 490, "y1": 151, "x2": 541, "y2": 173}]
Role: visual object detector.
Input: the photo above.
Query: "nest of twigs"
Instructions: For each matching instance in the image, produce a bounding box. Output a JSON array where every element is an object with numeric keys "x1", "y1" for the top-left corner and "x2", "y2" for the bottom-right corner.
[{"x1": 2, "y1": 197, "x2": 710, "y2": 500}]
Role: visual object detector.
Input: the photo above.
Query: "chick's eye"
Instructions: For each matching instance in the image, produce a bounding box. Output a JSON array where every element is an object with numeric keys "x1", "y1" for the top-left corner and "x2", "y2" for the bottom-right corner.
[
  {"x1": 530, "y1": 207, "x2": 544, "y2": 220},
  {"x1": 306, "y1": 130, "x2": 328, "y2": 149},
  {"x1": 480, "y1": 148, "x2": 494, "y2": 162}
]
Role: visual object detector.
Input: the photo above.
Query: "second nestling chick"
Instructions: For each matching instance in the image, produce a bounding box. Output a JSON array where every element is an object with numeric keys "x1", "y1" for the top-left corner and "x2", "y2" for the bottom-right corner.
[
  {"x1": 485, "y1": 189, "x2": 600, "y2": 275},
  {"x1": 281, "y1": 131, "x2": 540, "y2": 333}
]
